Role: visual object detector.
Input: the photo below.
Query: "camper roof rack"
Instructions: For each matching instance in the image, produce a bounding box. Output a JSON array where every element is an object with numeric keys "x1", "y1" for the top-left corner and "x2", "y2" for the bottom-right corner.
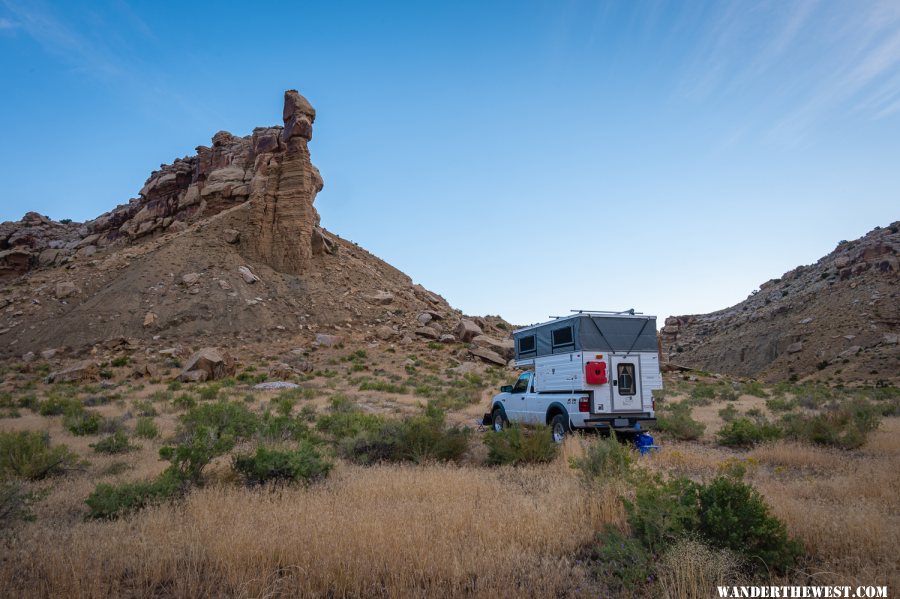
[{"x1": 570, "y1": 309, "x2": 643, "y2": 315}]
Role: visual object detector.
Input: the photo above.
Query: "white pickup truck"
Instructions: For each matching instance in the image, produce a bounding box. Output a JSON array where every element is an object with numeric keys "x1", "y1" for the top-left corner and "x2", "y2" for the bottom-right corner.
[{"x1": 482, "y1": 311, "x2": 662, "y2": 442}]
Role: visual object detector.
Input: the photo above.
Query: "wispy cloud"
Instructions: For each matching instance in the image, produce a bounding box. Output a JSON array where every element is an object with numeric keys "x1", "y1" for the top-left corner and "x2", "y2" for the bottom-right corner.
[{"x1": 0, "y1": 17, "x2": 18, "y2": 29}]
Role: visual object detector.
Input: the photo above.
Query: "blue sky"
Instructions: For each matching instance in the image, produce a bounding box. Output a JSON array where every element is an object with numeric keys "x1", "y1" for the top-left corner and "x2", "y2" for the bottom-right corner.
[{"x1": 1, "y1": 1, "x2": 898, "y2": 326}]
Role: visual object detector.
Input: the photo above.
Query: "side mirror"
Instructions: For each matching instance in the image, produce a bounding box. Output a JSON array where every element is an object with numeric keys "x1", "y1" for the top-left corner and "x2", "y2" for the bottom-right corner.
[{"x1": 500, "y1": 385, "x2": 513, "y2": 393}]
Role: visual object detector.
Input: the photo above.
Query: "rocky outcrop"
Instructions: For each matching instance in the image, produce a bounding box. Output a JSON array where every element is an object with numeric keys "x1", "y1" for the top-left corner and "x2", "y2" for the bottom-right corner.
[
  {"x1": 0, "y1": 90, "x2": 327, "y2": 279},
  {"x1": 662, "y1": 223, "x2": 900, "y2": 383}
]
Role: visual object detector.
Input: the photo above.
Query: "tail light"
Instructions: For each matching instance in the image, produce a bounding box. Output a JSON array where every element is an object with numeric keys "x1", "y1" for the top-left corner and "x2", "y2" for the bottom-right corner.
[
  {"x1": 652, "y1": 398, "x2": 656, "y2": 411},
  {"x1": 585, "y1": 361, "x2": 608, "y2": 385},
  {"x1": 578, "y1": 397, "x2": 590, "y2": 412}
]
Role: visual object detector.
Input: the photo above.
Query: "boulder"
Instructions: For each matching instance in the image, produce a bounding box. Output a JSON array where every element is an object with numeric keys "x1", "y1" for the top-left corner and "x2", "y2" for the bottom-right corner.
[
  {"x1": 315, "y1": 333, "x2": 342, "y2": 347},
  {"x1": 834, "y1": 256, "x2": 851, "y2": 269},
  {"x1": 375, "y1": 325, "x2": 397, "y2": 341},
  {"x1": 786, "y1": 342, "x2": 803, "y2": 354},
  {"x1": 143, "y1": 312, "x2": 158, "y2": 327},
  {"x1": 439, "y1": 334, "x2": 456, "y2": 344},
  {"x1": 469, "y1": 347, "x2": 506, "y2": 367},
  {"x1": 471, "y1": 335, "x2": 515, "y2": 359},
  {"x1": 455, "y1": 319, "x2": 483, "y2": 343},
  {"x1": 239, "y1": 266, "x2": 260, "y2": 284},
  {"x1": 40, "y1": 349, "x2": 58, "y2": 360},
  {"x1": 367, "y1": 291, "x2": 394, "y2": 305},
  {"x1": 267, "y1": 362, "x2": 297, "y2": 379},
  {"x1": 177, "y1": 347, "x2": 235, "y2": 382},
  {"x1": 182, "y1": 273, "x2": 201, "y2": 285},
  {"x1": 417, "y1": 312, "x2": 433, "y2": 326},
  {"x1": 47, "y1": 360, "x2": 99, "y2": 383},
  {"x1": 55, "y1": 281, "x2": 78, "y2": 299},
  {"x1": 223, "y1": 229, "x2": 241, "y2": 244},
  {"x1": 415, "y1": 326, "x2": 440, "y2": 340}
]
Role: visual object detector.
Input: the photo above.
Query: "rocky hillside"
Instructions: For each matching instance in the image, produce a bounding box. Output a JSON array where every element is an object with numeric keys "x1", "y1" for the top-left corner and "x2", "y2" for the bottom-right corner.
[
  {"x1": 662, "y1": 223, "x2": 900, "y2": 384},
  {"x1": 0, "y1": 91, "x2": 513, "y2": 369}
]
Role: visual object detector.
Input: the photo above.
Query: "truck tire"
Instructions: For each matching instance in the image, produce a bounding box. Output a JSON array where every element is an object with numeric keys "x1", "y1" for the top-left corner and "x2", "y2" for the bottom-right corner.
[
  {"x1": 491, "y1": 408, "x2": 507, "y2": 432},
  {"x1": 550, "y1": 413, "x2": 570, "y2": 443}
]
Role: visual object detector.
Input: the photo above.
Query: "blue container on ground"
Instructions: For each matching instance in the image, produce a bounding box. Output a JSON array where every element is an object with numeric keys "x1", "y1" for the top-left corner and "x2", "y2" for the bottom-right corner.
[{"x1": 634, "y1": 432, "x2": 658, "y2": 456}]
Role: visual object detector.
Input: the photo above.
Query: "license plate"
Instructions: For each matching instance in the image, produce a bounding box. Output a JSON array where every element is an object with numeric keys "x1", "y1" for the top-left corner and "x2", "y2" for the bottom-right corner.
[{"x1": 613, "y1": 418, "x2": 629, "y2": 427}]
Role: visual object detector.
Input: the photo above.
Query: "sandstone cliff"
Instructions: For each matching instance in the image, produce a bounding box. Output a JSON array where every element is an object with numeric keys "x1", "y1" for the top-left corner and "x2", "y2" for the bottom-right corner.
[{"x1": 662, "y1": 223, "x2": 900, "y2": 384}]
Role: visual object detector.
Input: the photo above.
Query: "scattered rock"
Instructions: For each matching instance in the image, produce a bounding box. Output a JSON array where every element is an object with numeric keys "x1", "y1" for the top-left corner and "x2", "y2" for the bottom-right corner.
[
  {"x1": 47, "y1": 360, "x2": 99, "y2": 383},
  {"x1": 417, "y1": 313, "x2": 433, "y2": 326},
  {"x1": 182, "y1": 273, "x2": 201, "y2": 285},
  {"x1": 439, "y1": 334, "x2": 456, "y2": 344},
  {"x1": 834, "y1": 256, "x2": 851, "y2": 269},
  {"x1": 469, "y1": 346, "x2": 506, "y2": 366},
  {"x1": 239, "y1": 266, "x2": 260, "y2": 284},
  {"x1": 367, "y1": 291, "x2": 394, "y2": 305},
  {"x1": 143, "y1": 312, "x2": 158, "y2": 328},
  {"x1": 838, "y1": 345, "x2": 862, "y2": 358},
  {"x1": 21, "y1": 351, "x2": 35, "y2": 363},
  {"x1": 223, "y1": 229, "x2": 240, "y2": 244},
  {"x1": 798, "y1": 317, "x2": 814, "y2": 324},
  {"x1": 415, "y1": 326, "x2": 440, "y2": 340},
  {"x1": 267, "y1": 362, "x2": 297, "y2": 379},
  {"x1": 254, "y1": 381, "x2": 300, "y2": 390},
  {"x1": 40, "y1": 349, "x2": 57, "y2": 360},
  {"x1": 177, "y1": 347, "x2": 235, "y2": 382},
  {"x1": 786, "y1": 342, "x2": 803, "y2": 354},
  {"x1": 472, "y1": 335, "x2": 515, "y2": 359},
  {"x1": 455, "y1": 319, "x2": 483, "y2": 343},
  {"x1": 883, "y1": 333, "x2": 898, "y2": 345},
  {"x1": 375, "y1": 325, "x2": 397, "y2": 341},
  {"x1": 55, "y1": 281, "x2": 78, "y2": 299},
  {"x1": 315, "y1": 333, "x2": 342, "y2": 347}
]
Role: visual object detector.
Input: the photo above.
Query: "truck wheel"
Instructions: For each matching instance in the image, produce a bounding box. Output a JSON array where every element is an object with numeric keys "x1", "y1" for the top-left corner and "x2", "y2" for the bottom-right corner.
[
  {"x1": 491, "y1": 408, "x2": 507, "y2": 432},
  {"x1": 550, "y1": 413, "x2": 570, "y2": 443}
]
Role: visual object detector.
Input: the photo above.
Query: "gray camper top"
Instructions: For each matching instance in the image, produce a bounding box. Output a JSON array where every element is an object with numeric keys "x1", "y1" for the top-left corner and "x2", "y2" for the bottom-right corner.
[{"x1": 513, "y1": 311, "x2": 658, "y2": 360}]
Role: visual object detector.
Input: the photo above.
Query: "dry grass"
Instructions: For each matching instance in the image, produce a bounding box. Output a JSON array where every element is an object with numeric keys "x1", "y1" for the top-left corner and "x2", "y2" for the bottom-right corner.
[
  {"x1": 2, "y1": 463, "x2": 622, "y2": 598},
  {"x1": 655, "y1": 538, "x2": 746, "y2": 599}
]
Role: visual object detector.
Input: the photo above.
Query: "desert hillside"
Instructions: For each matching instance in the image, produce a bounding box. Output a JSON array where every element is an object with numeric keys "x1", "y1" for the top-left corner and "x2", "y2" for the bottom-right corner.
[{"x1": 662, "y1": 223, "x2": 900, "y2": 384}]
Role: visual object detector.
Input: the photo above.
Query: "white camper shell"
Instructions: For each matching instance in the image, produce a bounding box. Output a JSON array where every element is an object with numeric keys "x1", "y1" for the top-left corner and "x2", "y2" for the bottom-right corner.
[{"x1": 485, "y1": 311, "x2": 662, "y2": 440}]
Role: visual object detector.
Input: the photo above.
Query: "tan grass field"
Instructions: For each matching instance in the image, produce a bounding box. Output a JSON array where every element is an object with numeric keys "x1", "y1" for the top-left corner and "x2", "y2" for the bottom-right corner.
[{"x1": 1, "y1": 369, "x2": 898, "y2": 597}]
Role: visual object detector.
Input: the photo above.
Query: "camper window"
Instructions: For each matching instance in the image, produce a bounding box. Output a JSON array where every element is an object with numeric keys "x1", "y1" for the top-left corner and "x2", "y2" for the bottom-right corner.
[
  {"x1": 617, "y1": 363, "x2": 636, "y2": 395},
  {"x1": 551, "y1": 325, "x2": 574, "y2": 351},
  {"x1": 518, "y1": 335, "x2": 536, "y2": 355}
]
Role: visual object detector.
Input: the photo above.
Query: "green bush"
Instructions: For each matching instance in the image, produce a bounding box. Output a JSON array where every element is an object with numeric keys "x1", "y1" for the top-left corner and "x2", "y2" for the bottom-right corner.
[
  {"x1": 765, "y1": 397, "x2": 796, "y2": 413},
  {"x1": 131, "y1": 399, "x2": 158, "y2": 417},
  {"x1": 624, "y1": 476, "x2": 700, "y2": 554},
  {"x1": 588, "y1": 526, "x2": 652, "y2": 592},
  {"x1": 716, "y1": 417, "x2": 782, "y2": 448},
  {"x1": 197, "y1": 383, "x2": 221, "y2": 401},
  {"x1": 570, "y1": 435, "x2": 634, "y2": 483},
  {"x1": 341, "y1": 403, "x2": 470, "y2": 465},
  {"x1": 657, "y1": 403, "x2": 706, "y2": 441},
  {"x1": 696, "y1": 476, "x2": 802, "y2": 573},
  {"x1": 316, "y1": 397, "x2": 384, "y2": 440},
  {"x1": 0, "y1": 431, "x2": 78, "y2": 480},
  {"x1": 740, "y1": 381, "x2": 769, "y2": 398},
  {"x1": 484, "y1": 424, "x2": 557, "y2": 466},
  {"x1": 782, "y1": 399, "x2": 881, "y2": 450},
  {"x1": 718, "y1": 404, "x2": 739, "y2": 423},
  {"x1": 159, "y1": 401, "x2": 258, "y2": 483},
  {"x1": 90, "y1": 431, "x2": 136, "y2": 454},
  {"x1": 232, "y1": 444, "x2": 332, "y2": 486},
  {"x1": 688, "y1": 384, "x2": 717, "y2": 405},
  {"x1": 173, "y1": 393, "x2": 197, "y2": 410},
  {"x1": 0, "y1": 480, "x2": 39, "y2": 526},
  {"x1": 38, "y1": 395, "x2": 82, "y2": 416},
  {"x1": 110, "y1": 356, "x2": 129, "y2": 368},
  {"x1": 63, "y1": 409, "x2": 103, "y2": 436},
  {"x1": 85, "y1": 468, "x2": 181, "y2": 520},
  {"x1": 257, "y1": 412, "x2": 317, "y2": 443},
  {"x1": 134, "y1": 417, "x2": 159, "y2": 439}
]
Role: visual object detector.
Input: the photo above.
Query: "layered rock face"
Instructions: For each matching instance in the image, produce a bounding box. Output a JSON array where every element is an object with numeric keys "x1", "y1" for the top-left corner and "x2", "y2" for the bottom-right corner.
[
  {"x1": 662, "y1": 223, "x2": 900, "y2": 383},
  {"x1": 0, "y1": 90, "x2": 326, "y2": 278},
  {"x1": 244, "y1": 90, "x2": 324, "y2": 274}
]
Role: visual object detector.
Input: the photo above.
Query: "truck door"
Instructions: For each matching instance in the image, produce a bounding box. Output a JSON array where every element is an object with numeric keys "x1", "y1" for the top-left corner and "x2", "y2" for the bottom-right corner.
[
  {"x1": 505, "y1": 371, "x2": 532, "y2": 422},
  {"x1": 610, "y1": 355, "x2": 642, "y2": 412}
]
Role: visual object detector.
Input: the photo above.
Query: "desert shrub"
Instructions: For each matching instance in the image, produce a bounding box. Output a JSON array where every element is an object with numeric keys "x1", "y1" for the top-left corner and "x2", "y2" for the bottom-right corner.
[
  {"x1": 696, "y1": 476, "x2": 802, "y2": 573},
  {"x1": 0, "y1": 480, "x2": 39, "y2": 527},
  {"x1": 131, "y1": 399, "x2": 158, "y2": 417},
  {"x1": 588, "y1": 526, "x2": 652, "y2": 592},
  {"x1": 271, "y1": 394, "x2": 298, "y2": 416},
  {"x1": 159, "y1": 401, "x2": 258, "y2": 483},
  {"x1": 657, "y1": 403, "x2": 706, "y2": 441},
  {"x1": 173, "y1": 393, "x2": 196, "y2": 410},
  {"x1": 38, "y1": 395, "x2": 82, "y2": 416},
  {"x1": 85, "y1": 468, "x2": 181, "y2": 520},
  {"x1": 341, "y1": 404, "x2": 470, "y2": 465},
  {"x1": 358, "y1": 379, "x2": 406, "y2": 394},
  {"x1": 484, "y1": 424, "x2": 557, "y2": 466},
  {"x1": 765, "y1": 397, "x2": 796, "y2": 412},
  {"x1": 257, "y1": 412, "x2": 317, "y2": 443},
  {"x1": 782, "y1": 399, "x2": 881, "y2": 450},
  {"x1": 134, "y1": 417, "x2": 159, "y2": 439},
  {"x1": 316, "y1": 397, "x2": 384, "y2": 440},
  {"x1": 717, "y1": 386, "x2": 738, "y2": 402},
  {"x1": 624, "y1": 476, "x2": 700, "y2": 554},
  {"x1": 0, "y1": 431, "x2": 78, "y2": 480},
  {"x1": 688, "y1": 384, "x2": 717, "y2": 405},
  {"x1": 63, "y1": 409, "x2": 103, "y2": 436},
  {"x1": 740, "y1": 381, "x2": 769, "y2": 398},
  {"x1": 197, "y1": 383, "x2": 221, "y2": 401},
  {"x1": 90, "y1": 431, "x2": 136, "y2": 454},
  {"x1": 570, "y1": 434, "x2": 634, "y2": 483},
  {"x1": 716, "y1": 417, "x2": 782, "y2": 448},
  {"x1": 717, "y1": 404, "x2": 739, "y2": 423},
  {"x1": 232, "y1": 443, "x2": 332, "y2": 486}
]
